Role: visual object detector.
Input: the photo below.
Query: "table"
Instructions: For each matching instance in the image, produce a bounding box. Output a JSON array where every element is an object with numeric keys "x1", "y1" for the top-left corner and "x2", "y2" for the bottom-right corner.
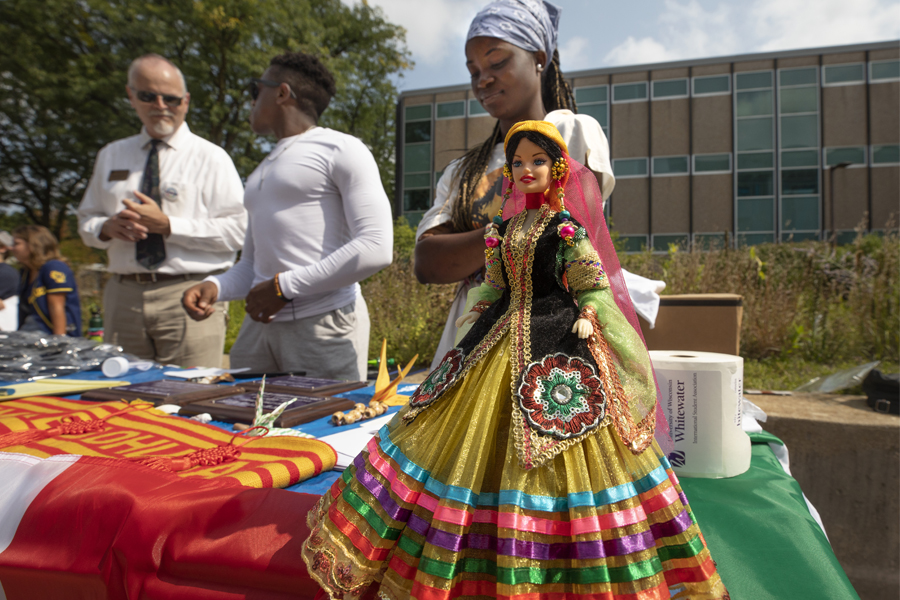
[{"x1": 10, "y1": 368, "x2": 861, "y2": 599}]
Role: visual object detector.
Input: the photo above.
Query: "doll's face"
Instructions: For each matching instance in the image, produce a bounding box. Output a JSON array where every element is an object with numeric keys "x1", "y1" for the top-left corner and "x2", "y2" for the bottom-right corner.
[{"x1": 510, "y1": 138, "x2": 552, "y2": 195}]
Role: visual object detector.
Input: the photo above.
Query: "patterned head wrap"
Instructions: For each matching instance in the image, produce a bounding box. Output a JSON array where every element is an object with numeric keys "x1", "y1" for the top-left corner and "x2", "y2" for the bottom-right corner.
[{"x1": 467, "y1": 0, "x2": 562, "y2": 62}]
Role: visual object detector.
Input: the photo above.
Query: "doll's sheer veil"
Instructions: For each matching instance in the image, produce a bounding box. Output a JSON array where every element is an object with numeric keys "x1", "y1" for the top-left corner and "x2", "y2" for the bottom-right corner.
[{"x1": 503, "y1": 121, "x2": 672, "y2": 452}]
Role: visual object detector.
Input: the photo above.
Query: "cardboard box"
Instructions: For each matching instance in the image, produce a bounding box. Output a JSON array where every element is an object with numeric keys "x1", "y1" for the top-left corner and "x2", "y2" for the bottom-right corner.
[{"x1": 638, "y1": 294, "x2": 743, "y2": 356}]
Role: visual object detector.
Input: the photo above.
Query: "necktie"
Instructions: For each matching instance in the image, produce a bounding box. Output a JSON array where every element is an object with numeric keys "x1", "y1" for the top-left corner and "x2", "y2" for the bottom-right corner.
[{"x1": 135, "y1": 139, "x2": 166, "y2": 270}]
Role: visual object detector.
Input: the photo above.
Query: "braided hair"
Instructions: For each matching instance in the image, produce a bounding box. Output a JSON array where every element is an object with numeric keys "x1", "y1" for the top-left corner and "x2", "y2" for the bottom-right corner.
[{"x1": 449, "y1": 49, "x2": 576, "y2": 232}]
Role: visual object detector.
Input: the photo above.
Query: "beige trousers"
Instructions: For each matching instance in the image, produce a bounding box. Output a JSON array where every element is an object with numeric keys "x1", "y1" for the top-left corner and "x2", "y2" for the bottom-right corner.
[
  {"x1": 229, "y1": 296, "x2": 370, "y2": 381},
  {"x1": 103, "y1": 275, "x2": 227, "y2": 367}
]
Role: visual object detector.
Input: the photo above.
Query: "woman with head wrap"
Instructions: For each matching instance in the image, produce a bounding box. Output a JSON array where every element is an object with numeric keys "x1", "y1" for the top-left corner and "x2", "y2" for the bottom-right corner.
[
  {"x1": 302, "y1": 120, "x2": 728, "y2": 599},
  {"x1": 415, "y1": 0, "x2": 618, "y2": 370}
]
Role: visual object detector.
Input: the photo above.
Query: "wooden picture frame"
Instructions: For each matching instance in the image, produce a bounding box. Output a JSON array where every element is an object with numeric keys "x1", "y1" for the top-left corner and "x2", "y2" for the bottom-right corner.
[
  {"x1": 80, "y1": 380, "x2": 243, "y2": 406},
  {"x1": 178, "y1": 391, "x2": 356, "y2": 427},
  {"x1": 239, "y1": 375, "x2": 367, "y2": 397}
]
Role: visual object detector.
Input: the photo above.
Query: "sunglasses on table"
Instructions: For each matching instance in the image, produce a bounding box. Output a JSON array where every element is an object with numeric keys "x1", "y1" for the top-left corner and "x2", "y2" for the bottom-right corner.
[
  {"x1": 249, "y1": 78, "x2": 298, "y2": 101},
  {"x1": 130, "y1": 87, "x2": 184, "y2": 107}
]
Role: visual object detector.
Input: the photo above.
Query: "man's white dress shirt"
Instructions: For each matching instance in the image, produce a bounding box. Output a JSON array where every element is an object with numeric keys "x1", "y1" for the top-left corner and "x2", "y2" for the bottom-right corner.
[{"x1": 77, "y1": 122, "x2": 247, "y2": 274}]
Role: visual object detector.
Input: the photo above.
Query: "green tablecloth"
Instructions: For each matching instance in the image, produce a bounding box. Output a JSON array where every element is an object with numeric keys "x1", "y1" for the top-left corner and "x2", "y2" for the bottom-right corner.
[{"x1": 683, "y1": 434, "x2": 859, "y2": 599}]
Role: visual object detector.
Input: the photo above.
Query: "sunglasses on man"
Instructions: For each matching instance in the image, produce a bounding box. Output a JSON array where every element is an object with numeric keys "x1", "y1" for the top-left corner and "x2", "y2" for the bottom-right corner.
[
  {"x1": 250, "y1": 78, "x2": 298, "y2": 101},
  {"x1": 130, "y1": 87, "x2": 184, "y2": 107}
]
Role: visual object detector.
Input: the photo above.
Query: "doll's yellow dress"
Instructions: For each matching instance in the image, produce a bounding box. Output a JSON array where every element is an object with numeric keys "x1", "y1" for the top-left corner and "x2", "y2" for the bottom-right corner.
[{"x1": 302, "y1": 205, "x2": 729, "y2": 600}]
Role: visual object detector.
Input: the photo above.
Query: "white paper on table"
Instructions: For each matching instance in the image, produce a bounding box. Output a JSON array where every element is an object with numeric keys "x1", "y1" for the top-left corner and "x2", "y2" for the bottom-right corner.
[
  {"x1": 318, "y1": 414, "x2": 395, "y2": 471},
  {"x1": 163, "y1": 367, "x2": 251, "y2": 379}
]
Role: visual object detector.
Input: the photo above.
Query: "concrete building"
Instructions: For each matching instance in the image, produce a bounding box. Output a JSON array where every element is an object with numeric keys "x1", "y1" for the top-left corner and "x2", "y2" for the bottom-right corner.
[{"x1": 396, "y1": 41, "x2": 899, "y2": 249}]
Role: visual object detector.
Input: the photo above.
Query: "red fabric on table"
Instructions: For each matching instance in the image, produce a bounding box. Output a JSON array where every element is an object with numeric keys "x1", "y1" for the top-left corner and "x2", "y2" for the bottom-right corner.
[{"x1": 0, "y1": 454, "x2": 322, "y2": 599}]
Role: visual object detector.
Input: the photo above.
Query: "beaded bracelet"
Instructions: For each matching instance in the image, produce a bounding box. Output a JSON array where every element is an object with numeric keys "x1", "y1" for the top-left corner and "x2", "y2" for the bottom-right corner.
[
  {"x1": 471, "y1": 300, "x2": 492, "y2": 314},
  {"x1": 273, "y1": 273, "x2": 291, "y2": 302}
]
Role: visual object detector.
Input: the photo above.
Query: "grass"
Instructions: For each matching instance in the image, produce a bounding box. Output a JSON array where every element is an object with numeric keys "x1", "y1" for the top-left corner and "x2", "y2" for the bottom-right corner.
[{"x1": 62, "y1": 219, "x2": 899, "y2": 391}]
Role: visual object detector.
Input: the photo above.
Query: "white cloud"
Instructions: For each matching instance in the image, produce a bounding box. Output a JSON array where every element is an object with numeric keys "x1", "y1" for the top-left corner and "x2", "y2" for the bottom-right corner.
[
  {"x1": 750, "y1": 0, "x2": 900, "y2": 51},
  {"x1": 602, "y1": 0, "x2": 898, "y2": 68},
  {"x1": 603, "y1": 0, "x2": 737, "y2": 66},
  {"x1": 559, "y1": 36, "x2": 593, "y2": 70},
  {"x1": 362, "y1": 0, "x2": 485, "y2": 67}
]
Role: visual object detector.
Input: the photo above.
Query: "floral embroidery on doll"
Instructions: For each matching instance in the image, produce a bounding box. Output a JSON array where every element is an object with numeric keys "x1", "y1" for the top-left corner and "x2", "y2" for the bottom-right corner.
[
  {"x1": 409, "y1": 347, "x2": 464, "y2": 409},
  {"x1": 517, "y1": 353, "x2": 607, "y2": 439}
]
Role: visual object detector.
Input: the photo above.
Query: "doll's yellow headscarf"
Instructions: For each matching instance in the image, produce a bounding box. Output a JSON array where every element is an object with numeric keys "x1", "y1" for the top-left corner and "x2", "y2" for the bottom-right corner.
[{"x1": 503, "y1": 120, "x2": 569, "y2": 155}]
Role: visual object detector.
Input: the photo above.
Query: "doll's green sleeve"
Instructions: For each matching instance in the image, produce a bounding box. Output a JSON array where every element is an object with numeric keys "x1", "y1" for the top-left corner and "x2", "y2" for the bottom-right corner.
[{"x1": 564, "y1": 238, "x2": 647, "y2": 370}]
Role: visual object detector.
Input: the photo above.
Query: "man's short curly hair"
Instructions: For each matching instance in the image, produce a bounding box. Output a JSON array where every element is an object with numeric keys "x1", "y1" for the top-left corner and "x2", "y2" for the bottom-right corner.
[{"x1": 269, "y1": 52, "x2": 336, "y2": 121}]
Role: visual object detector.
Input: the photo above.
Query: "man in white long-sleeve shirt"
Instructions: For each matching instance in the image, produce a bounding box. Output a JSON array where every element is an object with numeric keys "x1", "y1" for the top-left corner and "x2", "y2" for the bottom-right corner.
[
  {"x1": 77, "y1": 54, "x2": 247, "y2": 367},
  {"x1": 183, "y1": 52, "x2": 392, "y2": 380}
]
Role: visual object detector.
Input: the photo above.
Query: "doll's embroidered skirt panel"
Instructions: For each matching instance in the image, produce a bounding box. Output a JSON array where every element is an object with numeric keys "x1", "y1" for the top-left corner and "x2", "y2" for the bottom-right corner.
[{"x1": 302, "y1": 335, "x2": 728, "y2": 599}]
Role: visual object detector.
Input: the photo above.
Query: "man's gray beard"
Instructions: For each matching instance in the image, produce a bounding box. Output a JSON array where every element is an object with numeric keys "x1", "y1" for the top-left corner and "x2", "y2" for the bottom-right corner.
[{"x1": 150, "y1": 120, "x2": 175, "y2": 136}]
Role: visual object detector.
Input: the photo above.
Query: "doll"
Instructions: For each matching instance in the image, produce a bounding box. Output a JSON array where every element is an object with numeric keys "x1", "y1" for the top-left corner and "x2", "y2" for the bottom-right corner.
[{"x1": 302, "y1": 121, "x2": 729, "y2": 600}]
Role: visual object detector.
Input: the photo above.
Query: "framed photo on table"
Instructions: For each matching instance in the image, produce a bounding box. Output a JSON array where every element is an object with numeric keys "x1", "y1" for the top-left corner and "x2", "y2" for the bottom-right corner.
[
  {"x1": 239, "y1": 376, "x2": 367, "y2": 397},
  {"x1": 178, "y1": 391, "x2": 357, "y2": 427},
  {"x1": 80, "y1": 380, "x2": 243, "y2": 406}
]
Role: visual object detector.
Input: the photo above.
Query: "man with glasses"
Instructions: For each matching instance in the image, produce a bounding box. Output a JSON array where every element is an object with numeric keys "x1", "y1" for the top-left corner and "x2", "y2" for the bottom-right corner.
[
  {"x1": 77, "y1": 53, "x2": 246, "y2": 367},
  {"x1": 183, "y1": 52, "x2": 392, "y2": 381}
]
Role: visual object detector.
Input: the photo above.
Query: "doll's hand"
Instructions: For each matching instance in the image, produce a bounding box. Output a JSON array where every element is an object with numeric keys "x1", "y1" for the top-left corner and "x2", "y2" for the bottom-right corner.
[
  {"x1": 572, "y1": 318, "x2": 593, "y2": 339},
  {"x1": 456, "y1": 311, "x2": 479, "y2": 328}
]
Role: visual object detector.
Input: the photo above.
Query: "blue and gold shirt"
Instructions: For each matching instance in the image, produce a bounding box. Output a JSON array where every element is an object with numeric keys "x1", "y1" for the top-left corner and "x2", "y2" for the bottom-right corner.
[{"x1": 19, "y1": 259, "x2": 82, "y2": 336}]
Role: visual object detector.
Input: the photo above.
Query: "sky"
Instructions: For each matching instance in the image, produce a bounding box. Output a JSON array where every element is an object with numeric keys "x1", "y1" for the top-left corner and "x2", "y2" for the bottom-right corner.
[{"x1": 354, "y1": 0, "x2": 900, "y2": 92}]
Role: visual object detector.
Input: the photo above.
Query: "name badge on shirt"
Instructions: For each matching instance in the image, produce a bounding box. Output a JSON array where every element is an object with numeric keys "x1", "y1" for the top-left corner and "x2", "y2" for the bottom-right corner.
[{"x1": 108, "y1": 169, "x2": 130, "y2": 181}]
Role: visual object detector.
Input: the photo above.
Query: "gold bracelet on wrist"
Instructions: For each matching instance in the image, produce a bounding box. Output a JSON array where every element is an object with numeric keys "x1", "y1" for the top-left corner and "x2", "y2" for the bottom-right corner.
[{"x1": 273, "y1": 273, "x2": 290, "y2": 302}]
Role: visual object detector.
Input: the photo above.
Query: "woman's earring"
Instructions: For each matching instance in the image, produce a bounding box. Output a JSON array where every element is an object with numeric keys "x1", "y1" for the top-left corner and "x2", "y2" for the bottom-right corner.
[{"x1": 537, "y1": 63, "x2": 543, "y2": 71}]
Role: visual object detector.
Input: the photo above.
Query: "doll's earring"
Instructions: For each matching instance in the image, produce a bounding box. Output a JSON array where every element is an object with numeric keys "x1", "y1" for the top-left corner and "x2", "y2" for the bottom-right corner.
[
  {"x1": 503, "y1": 164, "x2": 512, "y2": 180},
  {"x1": 552, "y1": 157, "x2": 568, "y2": 181}
]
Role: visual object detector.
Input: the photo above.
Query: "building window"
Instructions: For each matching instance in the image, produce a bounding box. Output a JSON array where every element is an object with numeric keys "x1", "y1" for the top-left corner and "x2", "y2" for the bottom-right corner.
[
  {"x1": 652, "y1": 234, "x2": 689, "y2": 252},
  {"x1": 736, "y1": 90, "x2": 774, "y2": 117},
  {"x1": 736, "y1": 117, "x2": 774, "y2": 151},
  {"x1": 618, "y1": 235, "x2": 648, "y2": 253},
  {"x1": 735, "y1": 71, "x2": 773, "y2": 91},
  {"x1": 737, "y1": 197, "x2": 774, "y2": 231},
  {"x1": 652, "y1": 155, "x2": 689, "y2": 176},
  {"x1": 737, "y1": 152, "x2": 774, "y2": 170},
  {"x1": 781, "y1": 150, "x2": 818, "y2": 168},
  {"x1": 822, "y1": 63, "x2": 865, "y2": 86},
  {"x1": 651, "y1": 79, "x2": 688, "y2": 100},
  {"x1": 693, "y1": 153, "x2": 732, "y2": 174},
  {"x1": 574, "y1": 85, "x2": 609, "y2": 136},
  {"x1": 781, "y1": 195, "x2": 819, "y2": 231},
  {"x1": 405, "y1": 121, "x2": 431, "y2": 144},
  {"x1": 781, "y1": 114, "x2": 818, "y2": 149},
  {"x1": 780, "y1": 68, "x2": 817, "y2": 87},
  {"x1": 738, "y1": 171, "x2": 774, "y2": 197},
  {"x1": 612, "y1": 82, "x2": 648, "y2": 103},
  {"x1": 870, "y1": 59, "x2": 900, "y2": 82},
  {"x1": 468, "y1": 98, "x2": 489, "y2": 116},
  {"x1": 782, "y1": 169, "x2": 819, "y2": 195},
  {"x1": 693, "y1": 232, "x2": 728, "y2": 249},
  {"x1": 778, "y1": 67, "x2": 820, "y2": 239},
  {"x1": 436, "y1": 100, "x2": 465, "y2": 119},
  {"x1": 693, "y1": 74, "x2": 730, "y2": 96},
  {"x1": 780, "y1": 87, "x2": 818, "y2": 114},
  {"x1": 405, "y1": 104, "x2": 431, "y2": 121},
  {"x1": 612, "y1": 157, "x2": 649, "y2": 178},
  {"x1": 824, "y1": 147, "x2": 867, "y2": 167},
  {"x1": 402, "y1": 103, "x2": 433, "y2": 216},
  {"x1": 734, "y1": 71, "x2": 775, "y2": 244},
  {"x1": 871, "y1": 144, "x2": 900, "y2": 166}
]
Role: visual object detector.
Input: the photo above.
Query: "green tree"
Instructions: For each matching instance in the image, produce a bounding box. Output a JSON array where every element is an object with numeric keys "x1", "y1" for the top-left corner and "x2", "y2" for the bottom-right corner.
[{"x1": 0, "y1": 0, "x2": 410, "y2": 239}]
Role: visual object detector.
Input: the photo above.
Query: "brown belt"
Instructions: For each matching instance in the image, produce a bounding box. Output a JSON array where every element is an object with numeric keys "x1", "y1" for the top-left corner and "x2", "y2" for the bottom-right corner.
[{"x1": 117, "y1": 272, "x2": 200, "y2": 284}]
